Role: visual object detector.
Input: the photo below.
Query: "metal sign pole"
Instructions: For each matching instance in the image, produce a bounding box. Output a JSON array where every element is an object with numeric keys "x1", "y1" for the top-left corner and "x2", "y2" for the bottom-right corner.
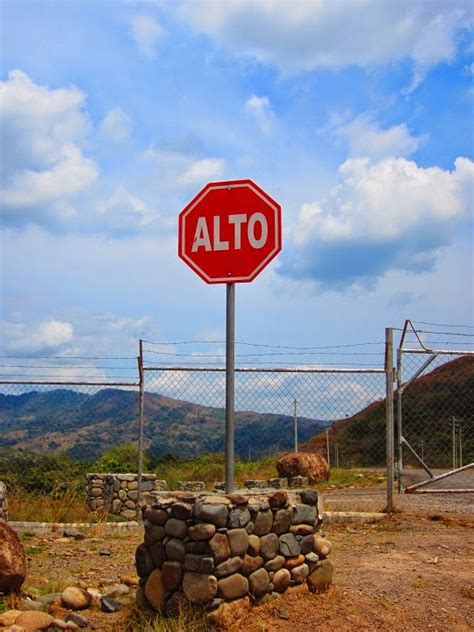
[
  {"x1": 225, "y1": 282, "x2": 235, "y2": 493},
  {"x1": 137, "y1": 339, "x2": 145, "y2": 523}
]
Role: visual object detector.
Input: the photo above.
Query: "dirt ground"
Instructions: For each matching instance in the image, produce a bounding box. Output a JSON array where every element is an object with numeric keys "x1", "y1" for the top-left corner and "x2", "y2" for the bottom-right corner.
[
  {"x1": 236, "y1": 512, "x2": 474, "y2": 632},
  {"x1": 11, "y1": 500, "x2": 474, "y2": 631}
]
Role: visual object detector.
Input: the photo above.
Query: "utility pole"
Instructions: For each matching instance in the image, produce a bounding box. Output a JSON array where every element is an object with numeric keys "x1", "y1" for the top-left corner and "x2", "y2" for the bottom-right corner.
[
  {"x1": 326, "y1": 429, "x2": 330, "y2": 467},
  {"x1": 293, "y1": 399, "x2": 298, "y2": 453},
  {"x1": 452, "y1": 417, "x2": 457, "y2": 469}
]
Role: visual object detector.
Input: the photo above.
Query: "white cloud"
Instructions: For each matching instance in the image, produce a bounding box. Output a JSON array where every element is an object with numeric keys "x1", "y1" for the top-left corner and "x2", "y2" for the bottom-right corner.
[
  {"x1": 2, "y1": 319, "x2": 74, "y2": 352},
  {"x1": 141, "y1": 146, "x2": 190, "y2": 169},
  {"x1": 177, "y1": 158, "x2": 225, "y2": 186},
  {"x1": 97, "y1": 185, "x2": 158, "y2": 234},
  {"x1": 142, "y1": 146, "x2": 226, "y2": 188},
  {"x1": 0, "y1": 308, "x2": 156, "y2": 382},
  {"x1": 99, "y1": 108, "x2": 132, "y2": 142},
  {"x1": 0, "y1": 70, "x2": 98, "y2": 228},
  {"x1": 406, "y1": 10, "x2": 465, "y2": 92},
  {"x1": 98, "y1": 315, "x2": 152, "y2": 334},
  {"x1": 3, "y1": 145, "x2": 97, "y2": 211},
  {"x1": 332, "y1": 114, "x2": 425, "y2": 159},
  {"x1": 294, "y1": 156, "x2": 473, "y2": 244},
  {"x1": 131, "y1": 14, "x2": 165, "y2": 59},
  {"x1": 179, "y1": 1, "x2": 472, "y2": 82},
  {"x1": 244, "y1": 94, "x2": 275, "y2": 135},
  {"x1": 283, "y1": 156, "x2": 473, "y2": 288}
]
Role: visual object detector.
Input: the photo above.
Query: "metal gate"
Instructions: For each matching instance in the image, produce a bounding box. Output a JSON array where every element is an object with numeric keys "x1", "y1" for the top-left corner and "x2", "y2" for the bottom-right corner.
[{"x1": 396, "y1": 320, "x2": 474, "y2": 493}]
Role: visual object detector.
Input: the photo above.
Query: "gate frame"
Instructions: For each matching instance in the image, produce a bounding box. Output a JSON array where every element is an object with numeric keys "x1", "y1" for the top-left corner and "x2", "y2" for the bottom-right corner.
[{"x1": 396, "y1": 319, "x2": 474, "y2": 494}]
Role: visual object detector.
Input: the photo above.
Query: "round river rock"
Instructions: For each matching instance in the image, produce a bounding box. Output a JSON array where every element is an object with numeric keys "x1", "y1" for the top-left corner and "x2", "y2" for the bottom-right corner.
[{"x1": 182, "y1": 572, "x2": 218, "y2": 604}]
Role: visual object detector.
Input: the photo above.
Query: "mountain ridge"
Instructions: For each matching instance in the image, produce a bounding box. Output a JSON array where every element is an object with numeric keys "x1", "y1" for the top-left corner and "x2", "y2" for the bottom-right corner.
[
  {"x1": 301, "y1": 355, "x2": 474, "y2": 467},
  {"x1": 0, "y1": 388, "x2": 328, "y2": 460}
]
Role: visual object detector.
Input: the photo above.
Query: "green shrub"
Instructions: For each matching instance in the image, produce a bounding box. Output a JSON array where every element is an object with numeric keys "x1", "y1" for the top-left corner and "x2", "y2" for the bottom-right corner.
[
  {"x1": 92, "y1": 443, "x2": 150, "y2": 473},
  {"x1": 0, "y1": 447, "x2": 87, "y2": 495}
]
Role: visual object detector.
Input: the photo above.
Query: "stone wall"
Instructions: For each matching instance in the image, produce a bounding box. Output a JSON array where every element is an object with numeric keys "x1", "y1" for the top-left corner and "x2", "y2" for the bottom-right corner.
[
  {"x1": 86, "y1": 474, "x2": 167, "y2": 520},
  {"x1": 135, "y1": 489, "x2": 333, "y2": 623},
  {"x1": 0, "y1": 482, "x2": 8, "y2": 521}
]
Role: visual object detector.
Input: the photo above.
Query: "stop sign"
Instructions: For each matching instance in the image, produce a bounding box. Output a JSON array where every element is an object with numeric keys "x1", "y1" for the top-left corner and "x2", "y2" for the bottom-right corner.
[{"x1": 178, "y1": 179, "x2": 282, "y2": 284}]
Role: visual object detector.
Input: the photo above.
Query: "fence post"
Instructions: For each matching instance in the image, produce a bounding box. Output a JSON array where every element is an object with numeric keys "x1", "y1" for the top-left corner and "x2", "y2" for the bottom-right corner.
[
  {"x1": 396, "y1": 347, "x2": 403, "y2": 493},
  {"x1": 137, "y1": 339, "x2": 145, "y2": 523},
  {"x1": 385, "y1": 327, "x2": 395, "y2": 513}
]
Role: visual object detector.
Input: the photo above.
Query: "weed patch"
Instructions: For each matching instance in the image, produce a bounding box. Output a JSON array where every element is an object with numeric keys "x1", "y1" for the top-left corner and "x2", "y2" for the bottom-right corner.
[
  {"x1": 8, "y1": 488, "x2": 92, "y2": 523},
  {"x1": 125, "y1": 603, "x2": 215, "y2": 632}
]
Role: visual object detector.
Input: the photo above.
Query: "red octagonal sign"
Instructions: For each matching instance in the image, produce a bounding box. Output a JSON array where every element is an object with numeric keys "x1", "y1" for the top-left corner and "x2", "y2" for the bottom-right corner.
[{"x1": 178, "y1": 179, "x2": 282, "y2": 284}]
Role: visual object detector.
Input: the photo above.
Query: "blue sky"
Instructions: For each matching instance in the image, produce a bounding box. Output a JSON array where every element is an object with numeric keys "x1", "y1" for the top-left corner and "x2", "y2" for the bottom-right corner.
[{"x1": 1, "y1": 0, "x2": 473, "y2": 384}]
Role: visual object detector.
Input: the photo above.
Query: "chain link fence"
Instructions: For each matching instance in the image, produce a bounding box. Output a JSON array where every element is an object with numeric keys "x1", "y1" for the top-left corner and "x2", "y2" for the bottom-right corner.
[
  {"x1": 142, "y1": 366, "x2": 388, "y2": 467},
  {"x1": 2, "y1": 323, "x2": 472, "y2": 521},
  {"x1": 397, "y1": 320, "x2": 474, "y2": 493},
  {"x1": 0, "y1": 380, "x2": 139, "y2": 521}
]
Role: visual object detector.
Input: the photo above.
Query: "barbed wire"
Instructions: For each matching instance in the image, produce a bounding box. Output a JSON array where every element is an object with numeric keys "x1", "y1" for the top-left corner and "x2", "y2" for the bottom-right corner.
[
  {"x1": 0, "y1": 375, "x2": 137, "y2": 380},
  {"x1": 143, "y1": 349, "x2": 384, "y2": 358},
  {"x1": 142, "y1": 339, "x2": 385, "y2": 350},
  {"x1": 0, "y1": 365, "x2": 137, "y2": 370},
  {"x1": 404, "y1": 329, "x2": 474, "y2": 337},
  {"x1": 143, "y1": 339, "x2": 222, "y2": 345},
  {"x1": 404, "y1": 340, "x2": 474, "y2": 346},
  {"x1": 143, "y1": 360, "x2": 383, "y2": 367},
  {"x1": 0, "y1": 355, "x2": 136, "y2": 360},
  {"x1": 410, "y1": 320, "x2": 474, "y2": 329}
]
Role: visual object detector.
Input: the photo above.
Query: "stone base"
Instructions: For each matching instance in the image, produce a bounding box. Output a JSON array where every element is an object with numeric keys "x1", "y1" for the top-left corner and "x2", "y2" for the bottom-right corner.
[
  {"x1": 244, "y1": 478, "x2": 288, "y2": 490},
  {"x1": 177, "y1": 481, "x2": 206, "y2": 492},
  {"x1": 289, "y1": 476, "x2": 309, "y2": 487},
  {"x1": 86, "y1": 474, "x2": 168, "y2": 520},
  {"x1": 135, "y1": 489, "x2": 333, "y2": 617}
]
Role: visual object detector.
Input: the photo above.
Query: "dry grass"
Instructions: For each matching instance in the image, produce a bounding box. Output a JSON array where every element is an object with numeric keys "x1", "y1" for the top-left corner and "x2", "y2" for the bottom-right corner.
[
  {"x1": 8, "y1": 488, "x2": 94, "y2": 523},
  {"x1": 154, "y1": 454, "x2": 385, "y2": 492},
  {"x1": 125, "y1": 603, "x2": 215, "y2": 632},
  {"x1": 7, "y1": 456, "x2": 387, "y2": 523},
  {"x1": 153, "y1": 453, "x2": 279, "y2": 490},
  {"x1": 26, "y1": 572, "x2": 76, "y2": 597}
]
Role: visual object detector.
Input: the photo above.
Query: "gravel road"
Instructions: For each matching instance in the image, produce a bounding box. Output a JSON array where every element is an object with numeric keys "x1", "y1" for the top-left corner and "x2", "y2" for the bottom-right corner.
[{"x1": 323, "y1": 485, "x2": 474, "y2": 516}]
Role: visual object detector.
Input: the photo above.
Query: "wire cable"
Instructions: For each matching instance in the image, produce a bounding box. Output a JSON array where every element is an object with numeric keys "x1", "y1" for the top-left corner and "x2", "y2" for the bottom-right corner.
[
  {"x1": 0, "y1": 365, "x2": 137, "y2": 370},
  {"x1": 410, "y1": 340, "x2": 474, "y2": 346},
  {"x1": 142, "y1": 360, "x2": 383, "y2": 367},
  {"x1": 142, "y1": 339, "x2": 384, "y2": 350},
  {"x1": 0, "y1": 355, "x2": 136, "y2": 360},
  {"x1": 405, "y1": 329, "x2": 474, "y2": 337},
  {"x1": 143, "y1": 349, "x2": 384, "y2": 358},
  {"x1": 0, "y1": 374, "x2": 136, "y2": 379},
  {"x1": 410, "y1": 320, "x2": 474, "y2": 329}
]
